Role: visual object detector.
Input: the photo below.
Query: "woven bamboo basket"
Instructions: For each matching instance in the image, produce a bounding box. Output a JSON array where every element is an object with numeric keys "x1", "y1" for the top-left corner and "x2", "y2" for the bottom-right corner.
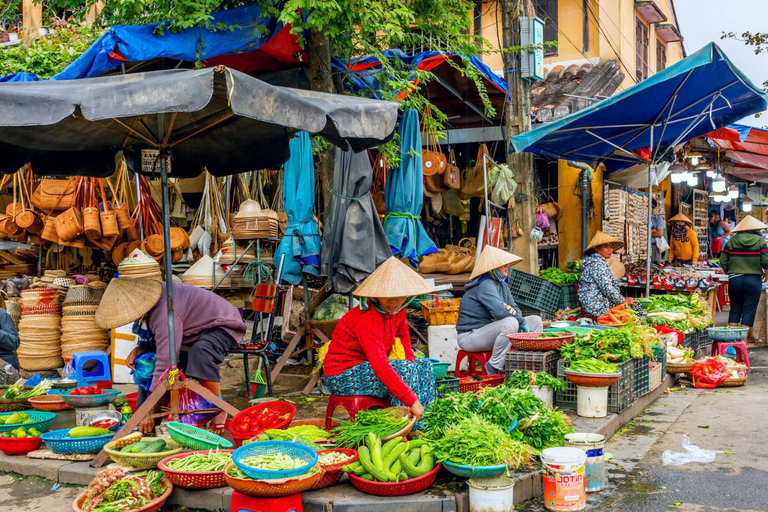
[
  {"x1": 667, "y1": 362, "x2": 694, "y2": 374},
  {"x1": 720, "y1": 377, "x2": 747, "y2": 387}
]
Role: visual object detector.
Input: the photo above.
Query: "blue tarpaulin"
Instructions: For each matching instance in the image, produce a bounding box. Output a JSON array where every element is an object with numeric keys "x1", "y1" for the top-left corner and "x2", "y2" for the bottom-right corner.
[
  {"x1": 510, "y1": 43, "x2": 768, "y2": 172},
  {"x1": 274, "y1": 131, "x2": 321, "y2": 285},
  {"x1": 383, "y1": 109, "x2": 437, "y2": 265},
  {"x1": 0, "y1": 3, "x2": 303, "y2": 82}
]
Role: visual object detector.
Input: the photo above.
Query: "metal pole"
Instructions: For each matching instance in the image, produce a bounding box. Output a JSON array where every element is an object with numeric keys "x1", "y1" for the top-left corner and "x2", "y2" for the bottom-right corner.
[
  {"x1": 158, "y1": 127, "x2": 177, "y2": 369},
  {"x1": 135, "y1": 173, "x2": 144, "y2": 239},
  {"x1": 482, "y1": 154, "x2": 491, "y2": 246},
  {"x1": 582, "y1": 170, "x2": 588, "y2": 253},
  {"x1": 645, "y1": 126, "x2": 654, "y2": 297}
]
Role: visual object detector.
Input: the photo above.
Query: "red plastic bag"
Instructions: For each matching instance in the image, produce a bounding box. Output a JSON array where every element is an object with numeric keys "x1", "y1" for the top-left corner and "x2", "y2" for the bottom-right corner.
[
  {"x1": 690, "y1": 357, "x2": 730, "y2": 389},
  {"x1": 650, "y1": 324, "x2": 685, "y2": 344}
]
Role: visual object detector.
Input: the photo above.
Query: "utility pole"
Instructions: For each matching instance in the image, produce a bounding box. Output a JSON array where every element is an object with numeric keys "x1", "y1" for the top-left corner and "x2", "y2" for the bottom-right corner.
[{"x1": 501, "y1": 0, "x2": 538, "y2": 274}]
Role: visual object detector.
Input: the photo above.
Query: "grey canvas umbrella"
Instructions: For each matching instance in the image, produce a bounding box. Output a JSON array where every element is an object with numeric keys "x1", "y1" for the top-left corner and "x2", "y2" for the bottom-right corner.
[
  {"x1": 321, "y1": 148, "x2": 391, "y2": 292},
  {"x1": 0, "y1": 66, "x2": 398, "y2": 464}
]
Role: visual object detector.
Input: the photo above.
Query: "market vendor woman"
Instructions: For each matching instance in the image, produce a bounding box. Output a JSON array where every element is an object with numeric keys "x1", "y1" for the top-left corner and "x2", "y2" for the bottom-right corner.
[
  {"x1": 668, "y1": 213, "x2": 699, "y2": 265},
  {"x1": 95, "y1": 279, "x2": 246, "y2": 433},
  {"x1": 323, "y1": 257, "x2": 437, "y2": 420},
  {"x1": 578, "y1": 231, "x2": 637, "y2": 318},
  {"x1": 456, "y1": 246, "x2": 543, "y2": 376}
]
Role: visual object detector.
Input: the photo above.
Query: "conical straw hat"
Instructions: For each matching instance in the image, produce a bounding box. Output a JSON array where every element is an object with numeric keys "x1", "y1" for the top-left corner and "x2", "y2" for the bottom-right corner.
[
  {"x1": 182, "y1": 255, "x2": 218, "y2": 278},
  {"x1": 234, "y1": 199, "x2": 263, "y2": 219},
  {"x1": 120, "y1": 249, "x2": 156, "y2": 267},
  {"x1": 732, "y1": 215, "x2": 768, "y2": 232},
  {"x1": 95, "y1": 278, "x2": 162, "y2": 329},
  {"x1": 668, "y1": 212, "x2": 692, "y2": 224},
  {"x1": 469, "y1": 245, "x2": 524, "y2": 281},
  {"x1": 585, "y1": 231, "x2": 624, "y2": 254},
  {"x1": 353, "y1": 257, "x2": 435, "y2": 298},
  {"x1": 608, "y1": 258, "x2": 626, "y2": 281}
]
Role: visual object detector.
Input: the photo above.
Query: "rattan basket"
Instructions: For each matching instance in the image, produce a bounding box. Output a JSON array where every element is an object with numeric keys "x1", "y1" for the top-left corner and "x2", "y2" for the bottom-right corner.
[
  {"x1": 720, "y1": 377, "x2": 747, "y2": 387},
  {"x1": 667, "y1": 362, "x2": 694, "y2": 374},
  {"x1": 105, "y1": 437, "x2": 184, "y2": 470},
  {"x1": 224, "y1": 463, "x2": 324, "y2": 497}
]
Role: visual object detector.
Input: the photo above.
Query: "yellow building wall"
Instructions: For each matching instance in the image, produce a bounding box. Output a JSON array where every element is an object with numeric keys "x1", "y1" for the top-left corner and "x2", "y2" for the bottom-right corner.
[{"x1": 557, "y1": 160, "x2": 604, "y2": 268}]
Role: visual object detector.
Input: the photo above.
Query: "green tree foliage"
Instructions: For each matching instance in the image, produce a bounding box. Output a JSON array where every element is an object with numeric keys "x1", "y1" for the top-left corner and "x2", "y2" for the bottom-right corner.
[{"x1": 721, "y1": 30, "x2": 768, "y2": 92}]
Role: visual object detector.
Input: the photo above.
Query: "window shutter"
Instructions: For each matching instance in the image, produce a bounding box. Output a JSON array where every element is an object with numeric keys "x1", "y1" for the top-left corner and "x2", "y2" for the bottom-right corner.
[{"x1": 534, "y1": 0, "x2": 559, "y2": 56}]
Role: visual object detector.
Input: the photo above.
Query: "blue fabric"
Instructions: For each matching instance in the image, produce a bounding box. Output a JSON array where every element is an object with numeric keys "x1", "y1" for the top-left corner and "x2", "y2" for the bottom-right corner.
[
  {"x1": 0, "y1": 73, "x2": 40, "y2": 83},
  {"x1": 510, "y1": 43, "x2": 768, "y2": 173},
  {"x1": 1, "y1": 4, "x2": 291, "y2": 82},
  {"x1": 331, "y1": 50, "x2": 508, "y2": 99},
  {"x1": 382, "y1": 109, "x2": 437, "y2": 265},
  {"x1": 274, "y1": 131, "x2": 321, "y2": 284},
  {"x1": 727, "y1": 123, "x2": 756, "y2": 142}
]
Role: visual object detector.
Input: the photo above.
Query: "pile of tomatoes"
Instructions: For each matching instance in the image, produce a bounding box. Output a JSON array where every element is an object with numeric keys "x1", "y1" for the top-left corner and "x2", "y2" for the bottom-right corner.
[
  {"x1": 68, "y1": 387, "x2": 105, "y2": 396},
  {"x1": 230, "y1": 408, "x2": 291, "y2": 436}
]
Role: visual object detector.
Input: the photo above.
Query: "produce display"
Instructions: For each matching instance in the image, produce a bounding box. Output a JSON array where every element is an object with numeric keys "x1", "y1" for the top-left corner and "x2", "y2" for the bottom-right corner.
[
  {"x1": 317, "y1": 450, "x2": 354, "y2": 466},
  {"x1": 114, "y1": 432, "x2": 143, "y2": 449},
  {"x1": 597, "y1": 304, "x2": 636, "y2": 326},
  {"x1": 0, "y1": 412, "x2": 35, "y2": 425},
  {"x1": 69, "y1": 387, "x2": 106, "y2": 396},
  {"x1": 254, "y1": 425, "x2": 330, "y2": 443},
  {"x1": 68, "y1": 427, "x2": 112, "y2": 438},
  {"x1": 165, "y1": 450, "x2": 232, "y2": 471},
  {"x1": 120, "y1": 439, "x2": 173, "y2": 454},
  {"x1": 536, "y1": 332, "x2": 565, "y2": 339},
  {"x1": 638, "y1": 293, "x2": 712, "y2": 332},
  {"x1": 0, "y1": 426, "x2": 42, "y2": 438},
  {"x1": 667, "y1": 345, "x2": 694, "y2": 365},
  {"x1": 240, "y1": 453, "x2": 308, "y2": 471},
  {"x1": 568, "y1": 359, "x2": 619, "y2": 374},
  {"x1": 341, "y1": 434, "x2": 435, "y2": 482},
  {"x1": 540, "y1": 267, "x2": 579, "y2": 285},
  {"x1": 332, "y1": 408, "x2": 410, "y2": 448},
  {"x1": 3, "y1": 379, "x2": 52, "y2": 400},
  {"x1": 506, "y1": 370, "x2": 567, "y2": 393},
  {"x1": 230, "y1": 407, "x2": 292, "y2": 436},
  {"x1": 559, "y1": 324, "x2": 653, "y2": 362},
  {"x1": 225, "y1": 463, "x2": 318, "y2": 481},
  {"x1": 80, "y1": 469, "x2": 168, "y2": 512},
  {"x1": 430, "y1": 415, "x2": 531, "y2": 468}
]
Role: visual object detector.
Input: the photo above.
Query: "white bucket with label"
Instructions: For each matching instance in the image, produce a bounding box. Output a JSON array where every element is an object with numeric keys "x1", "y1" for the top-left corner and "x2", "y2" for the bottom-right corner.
[
  {"x1": 576, "y1": 385, "x2": 608, "y2": 418},
  {"x1": 565, "y1": 433, "x2": 606, "y2": 492},
  {"x1": 468, "y1": 476, "x2": 514, "y2": 512},
  {"x1": 541, "y1": 447, "x2": 587, "y2": 511},
  {"x1": 532, "y1": 385, "x2": 554, "y2": 406}
]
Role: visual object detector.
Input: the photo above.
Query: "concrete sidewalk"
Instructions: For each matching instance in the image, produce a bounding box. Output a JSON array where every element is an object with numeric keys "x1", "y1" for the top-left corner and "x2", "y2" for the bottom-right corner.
[{"x1": 0, "y1": 373, "x2": 679, "y2": 512}]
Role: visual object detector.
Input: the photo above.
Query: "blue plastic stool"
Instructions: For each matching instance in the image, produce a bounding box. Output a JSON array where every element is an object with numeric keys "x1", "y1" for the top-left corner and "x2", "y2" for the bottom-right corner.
[{"x1": 71, "y1": 351, "x2": 111, "y2": 383}]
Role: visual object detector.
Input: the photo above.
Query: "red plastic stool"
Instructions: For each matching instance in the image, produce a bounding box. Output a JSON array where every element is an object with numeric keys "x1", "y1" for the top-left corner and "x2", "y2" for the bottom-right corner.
[
  {"x1": 454, "y1": 350, "x2": 491, "y2": 378},
  {"x1": 711, "y1": 341, "x2": 750, "y2": 370},
  {"x1": 231, "y1": 491, "x2": 302, "y2": 512},
  {"x1": 325, "y1": 395, "x2": 391, "y2": 430}
]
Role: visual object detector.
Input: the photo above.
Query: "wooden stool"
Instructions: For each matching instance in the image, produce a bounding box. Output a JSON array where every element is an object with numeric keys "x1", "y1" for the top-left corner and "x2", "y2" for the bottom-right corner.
[
  {"x1": 454, "y1": 350, "x2": 492, "y2": 378},
  {"x1": 325, "y1": 395, "x2": 390, "y2": 430},
  {"x1": 711, "y1": 341, "x2": 750, "y2": 370}
]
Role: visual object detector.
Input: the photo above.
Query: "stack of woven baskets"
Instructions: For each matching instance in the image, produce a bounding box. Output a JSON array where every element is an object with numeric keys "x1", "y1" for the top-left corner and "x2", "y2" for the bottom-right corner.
[
  {"x1": 60, "y1": 284, "x2": 109, "y2": 359},
  {"x1": 118, "y1": 249, "x2": 162, "y2": 280},
  {"x1": 17, "y1": 288, "x2": 63, "y2": 371}
]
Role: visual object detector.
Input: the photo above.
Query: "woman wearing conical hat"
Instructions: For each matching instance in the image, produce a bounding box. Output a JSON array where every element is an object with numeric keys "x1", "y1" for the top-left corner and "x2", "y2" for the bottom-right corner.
[
  {"x1": 667, "y1": 213, "x2": 700, "y2": 266},
  {"x1": 578, "y1": 231, "x2": 637, "y2": 318},
  {"x1": 720, "y1": 215, "x2": 768, "y2": 334},
  {"x1": 456, "y1": 246, "x2": 544, "y2": 376},
  {"x1": 323, "y1": 257, "x2": 437, "y2": 420}
]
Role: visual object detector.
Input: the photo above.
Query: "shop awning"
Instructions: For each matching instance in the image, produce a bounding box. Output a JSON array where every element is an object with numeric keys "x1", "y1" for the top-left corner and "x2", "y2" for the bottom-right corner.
[
  {"x1": 725, "y1": 150, "x2": 768, "y2": 170},
  {"x1": 510, "y1": 43, "x2": 768, "y2": 171}
]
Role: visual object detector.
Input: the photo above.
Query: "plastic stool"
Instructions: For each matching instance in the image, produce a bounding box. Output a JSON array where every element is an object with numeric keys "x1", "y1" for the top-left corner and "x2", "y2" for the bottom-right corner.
[
  {"x1": 711, "y1": 341, "x2": 750, "y2": 370},
  {"x1": 454, "y1": 350, "x2": 491, "y2": 378},
  {"x1": 71, "y1": 351, "x2": 111, "y2": 383},
  {"x1": 231, "y1": 491, "x2": 302, "y2": 512},
  {"x1": 325, "y1": 395, "x2": 390, "y2": 430}
]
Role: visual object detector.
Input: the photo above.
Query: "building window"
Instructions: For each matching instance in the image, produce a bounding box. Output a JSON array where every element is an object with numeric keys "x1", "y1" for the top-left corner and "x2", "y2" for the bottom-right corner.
[
  {"x1": 534, "y1": 0, "x2": 559, "y2": 57},
  {"x1": 656, "y1": 40, "x2": 667, "y2": 72},
  {"x1": 636, "y1": 17, "x2": 649, "y2": 81}
]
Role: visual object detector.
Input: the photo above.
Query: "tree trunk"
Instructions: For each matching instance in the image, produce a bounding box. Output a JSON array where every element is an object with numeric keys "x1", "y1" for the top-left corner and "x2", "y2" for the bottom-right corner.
[
  {"x1": 307, "y1": 29, "x2": 337, "y2": 221},
  {"x1": 22, "y1": 0, "x2": 42, "y2": 40},
  {"x1": 501, "y1": 0, "x2": 538, "y2": 274}
]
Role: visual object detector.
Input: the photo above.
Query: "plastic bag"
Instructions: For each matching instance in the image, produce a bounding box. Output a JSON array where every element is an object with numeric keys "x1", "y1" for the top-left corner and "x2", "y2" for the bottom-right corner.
[
  {"x1": 662, "y1": 434, "x2": 717, "y2": 466},
  {"x1": 312, "y1": 294, "x2": 359, "y2": 321},
  {"x1": 177, "y1": 389, "x2": 219, "y2": 427},
  {"x1": 535, "y1": 206, "x2": 550, "y2": 231},
  {"x1": 690, "y1": 357, "x2": 730, "y2": 389},
  {"x1": 650, "y1": 324, "x2": 684, "y2": 346},
  {"x1": 131, "y1": 352, "x2": 156, "y2": 391}
]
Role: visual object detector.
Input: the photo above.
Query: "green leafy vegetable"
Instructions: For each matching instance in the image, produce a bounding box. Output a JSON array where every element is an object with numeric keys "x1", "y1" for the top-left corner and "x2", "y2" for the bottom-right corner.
[
  {"x1": 559, "y1": 325, "x2": 654, "y2": 362},
  {"x1": 568, "y1": 359, "x2": 619, "y2": 374},
  {"x1": 540, "y1": 267, "x2": 579, "y2": 285},
  {"x1": 331, "y1": 408, "x2": 409, "y2": 448},
  {"x1": 505, "y1": 370, "x2": 567, "y2": 393}
]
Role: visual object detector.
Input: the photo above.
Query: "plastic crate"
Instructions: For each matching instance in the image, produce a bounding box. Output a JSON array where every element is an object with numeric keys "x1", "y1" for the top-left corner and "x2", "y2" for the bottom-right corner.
[
  {"x1": 560, "y1": 284, "x2": 580, "y2": 310},
  {"x1": 436, "y1": 376, "x2": 460, "y2": 397},
  {"x1": 680, "y1": 333, "x2": 694, "y2": 349},
  {"x1": 504, "y1": 350, "x2": 560, "y2": 379},
  {"x1": 633, "y1": 357, "x2": 651, "y2": 398},
  {"x1": 652, "y1": 345, "x2": 667, "y2": 375},
  {"x1": 556, "y1": 359, "x2": 634, "y2": 414},
  {"x1": 649, "y1": 363, "x2": 663, "y2": 391},
  {"x1": 693, "y1": 330, "x2": 712, "y2": 350},
  {"x1": 508, "y1": 271, "x2": 578, "y2": 314},
  {"x1": 420, "y1": 299, "x2": 461, "y2": 326}
]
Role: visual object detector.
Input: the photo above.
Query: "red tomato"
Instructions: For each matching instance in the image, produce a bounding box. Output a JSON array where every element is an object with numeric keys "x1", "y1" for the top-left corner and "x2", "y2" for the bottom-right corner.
[
  {"x1": 89, "y1": 387, "x2": 101, "y2": 395},
  {"x1": 70, "y1": 389, "x2": 81, "y2": 396}
]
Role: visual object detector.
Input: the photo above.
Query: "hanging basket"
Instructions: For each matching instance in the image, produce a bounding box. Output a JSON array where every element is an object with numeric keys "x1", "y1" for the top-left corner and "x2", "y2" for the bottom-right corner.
[
  {"x1": 54, "y1": 207, "x2": 83, "y2": 242},
  {"x1": 114, "y1": 203, "x2": 131, "y2": 230},
  {"x1": 82, "y1": 207, "x2": 102, "y2": 239}
]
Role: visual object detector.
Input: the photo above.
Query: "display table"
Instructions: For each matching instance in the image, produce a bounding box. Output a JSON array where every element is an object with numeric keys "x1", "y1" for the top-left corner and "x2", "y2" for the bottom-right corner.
[{"x1": 620, "y1": 284, "x2": 717, "y2": 321}]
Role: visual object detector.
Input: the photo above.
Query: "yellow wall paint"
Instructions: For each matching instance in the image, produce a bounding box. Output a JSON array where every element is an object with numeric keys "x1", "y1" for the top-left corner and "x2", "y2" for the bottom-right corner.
[{"x1": 557, "y1": 160, "x2": 604, "y2": 268}]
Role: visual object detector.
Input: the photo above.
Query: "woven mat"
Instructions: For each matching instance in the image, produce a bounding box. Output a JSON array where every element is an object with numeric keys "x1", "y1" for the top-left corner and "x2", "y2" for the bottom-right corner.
[{"x1": 27, "y1": 449, "x2": 95, "y2": 461}]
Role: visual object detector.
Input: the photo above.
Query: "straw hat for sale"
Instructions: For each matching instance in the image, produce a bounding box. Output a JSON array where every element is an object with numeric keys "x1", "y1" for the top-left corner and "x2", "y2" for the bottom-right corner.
[
  {"x1": 234, "y1": 199, "x2": 263, "y2": 219},
  {"x1": 608, "y1": 258, "x2": 626, "y2": 281},
  {"x1": 668, "y1": 212, "x2": 692, "y2": 225},
  {"x1": 470, "y1": 245, "x2": 524, "y2": 281},
  {"x1": 731, "y1": 215, "x2": 768, "y2": 232},
  {"x1": 353, "y1": 257, "x2": 435, "y2": 298},
  {"x1": 585, "y1": 231, "x2": 624, "y2": 254},
  {"x1": 95, "y1": 278, "x2": 163, "y2": 329}
]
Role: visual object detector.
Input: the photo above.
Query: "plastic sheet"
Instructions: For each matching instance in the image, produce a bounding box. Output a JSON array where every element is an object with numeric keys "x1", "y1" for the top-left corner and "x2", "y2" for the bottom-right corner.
[
  {"x1": 662, "y1": 435, "x2": 718, "y2": 466},
  {"x1": 690, "y1": 357, "x2": 730, "y2": 389}
]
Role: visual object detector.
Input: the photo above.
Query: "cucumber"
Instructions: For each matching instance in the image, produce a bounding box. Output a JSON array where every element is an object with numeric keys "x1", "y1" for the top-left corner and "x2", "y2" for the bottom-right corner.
[
  {"x1": 359, "y1": 473, "x2": 373, "y2": 480},
  {"x1": 122, "y1": 441, "x2": 149, "y2": 453},
  {"x1": 358, "y1": 446, "x2": 389, "y2": 482},
  {"x1": 383, "y1": 442, "x2": 409, "y2": 470},
  {"x1": 342, "y1": 461, "x2": 363, "y2": 474},
  {"x1": 390, "y1": 460, "x2": 402, "y2": 474},
  {"x1": 406, "y1": 448, "x2": 421, "y2": 466},
  {"x1": 381, "y1": 436, "x2": 402, "y2": 458},
  {"x1": 368, "y1": 433, "x2": 384, "y2": 470},
  {"x1": 405, "y1": 439, "x2": 429, "y2": 450},
  {"x1": 399, "y1": 450, "x2": 432, "y2": 478},
  {"x1": 415, "y1": 446, "x2": 435, "y2": 474},
  {"x1": 68, "y1": 427, "x2": 111, "y2": 439},
  {"x1": 139, "y1": 440, "x2": 167, "y2": 453}
]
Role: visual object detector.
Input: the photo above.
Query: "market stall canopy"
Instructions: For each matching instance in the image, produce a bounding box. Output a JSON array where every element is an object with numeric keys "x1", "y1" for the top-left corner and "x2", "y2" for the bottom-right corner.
[
  {"x1": 0, "y1": 3, "x2": 305, "y2": 82},
  {"x1": 510, "y1": 43, "x2": 768, "y2": 172},
  {"x1": 0, "y1": 67, "x2": 399, "y2": 178}
]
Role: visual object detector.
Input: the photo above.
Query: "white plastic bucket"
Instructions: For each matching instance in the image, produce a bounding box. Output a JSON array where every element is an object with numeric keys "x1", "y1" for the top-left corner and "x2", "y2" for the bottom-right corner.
[
  {"x1": 468, "y1": 476, "x2": 514, "y2": 512},
  {"x1": 532, "y1": 385, "x2": 554, "y2": 406},
  {"x1": 541, "y1": 447, "x2": 587, "y2": 512},
  {"x1": 565, "y1": 433, "x2": 606, "y2": 492},
  {"x1": 576, "y1": 385, "x2": 608, "y2": 418}
]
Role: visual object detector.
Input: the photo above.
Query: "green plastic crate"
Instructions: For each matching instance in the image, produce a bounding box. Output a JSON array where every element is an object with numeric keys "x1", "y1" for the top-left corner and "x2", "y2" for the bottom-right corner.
[
  {"x1": 556, "y1": 359, "x2": 634, "y2": 413},
  {"x1": 633, "y1": 357, "x2": 651, "y2": 398}
]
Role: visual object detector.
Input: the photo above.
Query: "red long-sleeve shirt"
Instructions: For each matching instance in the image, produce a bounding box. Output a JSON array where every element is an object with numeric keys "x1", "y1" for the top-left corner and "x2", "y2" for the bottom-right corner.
[{"x1": 323, "y1": 306, "x2": 416, "y2": 406}]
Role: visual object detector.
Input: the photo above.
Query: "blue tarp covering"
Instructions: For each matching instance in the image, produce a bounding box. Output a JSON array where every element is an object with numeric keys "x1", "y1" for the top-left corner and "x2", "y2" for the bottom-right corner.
[
  {"x1": 331, "y1": 49, "x2": 508, "y2": 99},
  {"x1": 510, "y1": 43, "x2": 768, "y2": 171},
  {"x1": 1, "y1": 3, "x2": 299, "y2": 82}
]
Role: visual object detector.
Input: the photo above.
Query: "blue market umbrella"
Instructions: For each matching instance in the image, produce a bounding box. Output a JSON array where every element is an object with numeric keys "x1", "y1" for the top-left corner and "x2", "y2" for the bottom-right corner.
[
  {"x1": 274, "y1": 131, "x2": 321, "y2": 285},
  {"x1": 383, "y1": 109, "x2": 437, "y2": 265}
]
